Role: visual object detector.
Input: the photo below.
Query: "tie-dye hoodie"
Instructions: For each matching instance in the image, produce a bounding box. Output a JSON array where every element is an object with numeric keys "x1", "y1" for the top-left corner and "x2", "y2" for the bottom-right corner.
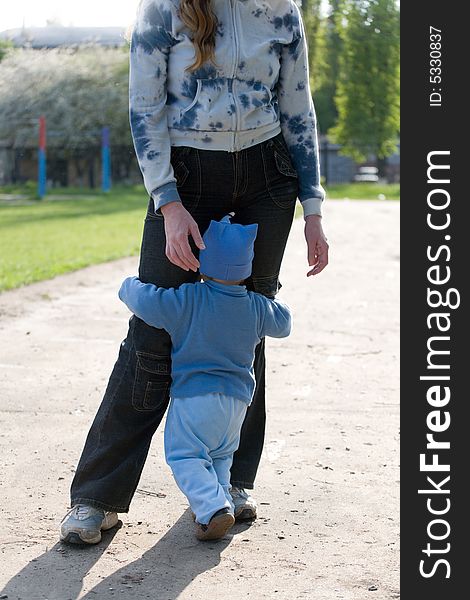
[{"x1": 129, "y1": 0, "x2": 325, "y2": 217}]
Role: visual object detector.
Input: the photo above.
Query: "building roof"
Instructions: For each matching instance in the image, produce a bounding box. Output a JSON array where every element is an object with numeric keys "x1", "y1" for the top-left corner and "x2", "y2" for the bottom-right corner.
[{"x1": 0, "y1": 26, "x2": 127, "y2": 48}]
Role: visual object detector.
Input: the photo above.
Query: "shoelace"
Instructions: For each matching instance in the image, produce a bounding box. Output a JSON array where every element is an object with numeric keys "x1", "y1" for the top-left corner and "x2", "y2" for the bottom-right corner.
[
  {"x1": 231, "y1": 487, "x2": 247, "y2": 499},
  {"x1": 61, "y1": 504, "x2": 96, "y2": 525},
  {"x1": 75, "y1": 504, "x2": 92, "y2": 518}
]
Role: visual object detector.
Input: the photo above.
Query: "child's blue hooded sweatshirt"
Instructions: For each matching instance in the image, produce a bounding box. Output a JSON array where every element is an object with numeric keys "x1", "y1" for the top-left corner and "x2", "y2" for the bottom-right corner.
[
  {"x1": 129, "y1": 0, "x2": 325, "y2": 217},
  {"x1": 119, "y1": 276, "x2": 292, "y2": 404}
]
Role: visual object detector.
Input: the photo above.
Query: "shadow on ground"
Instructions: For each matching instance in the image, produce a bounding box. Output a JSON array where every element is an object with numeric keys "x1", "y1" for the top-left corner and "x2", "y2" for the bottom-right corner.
[{"x1": 1, "y1": 511, "x2": 253, "y2": 600}]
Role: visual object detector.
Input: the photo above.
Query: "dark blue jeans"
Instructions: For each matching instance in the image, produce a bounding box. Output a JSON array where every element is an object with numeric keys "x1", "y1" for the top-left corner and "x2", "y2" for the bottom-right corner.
[{"x1": 70, "y1": 132, "x2": 298, "y2": 512}]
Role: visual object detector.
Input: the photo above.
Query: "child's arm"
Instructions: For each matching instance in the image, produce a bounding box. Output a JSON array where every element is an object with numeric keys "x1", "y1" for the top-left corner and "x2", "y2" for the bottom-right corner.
[
  {"x1": 118, "y1": 276, "x2": 184, "y2": 333},
  {"x1": 259, "y1": 297, "x2": 292, "y2": 339}
]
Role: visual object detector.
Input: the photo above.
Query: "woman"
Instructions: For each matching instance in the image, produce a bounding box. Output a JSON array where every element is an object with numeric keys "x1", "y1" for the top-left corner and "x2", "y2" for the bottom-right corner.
[{"x1": 60, "y1": 0, "x2": 328, "y2": 545}]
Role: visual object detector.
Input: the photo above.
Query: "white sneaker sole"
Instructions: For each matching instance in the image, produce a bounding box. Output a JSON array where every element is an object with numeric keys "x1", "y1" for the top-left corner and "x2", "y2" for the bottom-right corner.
[{"x1": 60, "y1": 512, "x2": 119, "y2": 545}]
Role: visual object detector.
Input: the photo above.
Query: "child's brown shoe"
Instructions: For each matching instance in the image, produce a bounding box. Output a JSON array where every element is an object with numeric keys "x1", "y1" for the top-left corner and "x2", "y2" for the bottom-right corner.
[{"x1": 195, "y1": 508, "x2": 235, "y2": 541}]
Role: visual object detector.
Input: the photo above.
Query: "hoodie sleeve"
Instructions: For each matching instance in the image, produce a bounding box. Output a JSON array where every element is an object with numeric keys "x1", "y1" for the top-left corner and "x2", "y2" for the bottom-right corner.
[
  {"x1": 118, "y1": 276, "x2": 185, "y2": 334},
  {"x1": 276, "y1": 1, "x2": 326, "y2": 218},
  {"x1": 259, "y1": 297, "x2": 292, "y2": 339},
  {"x1": 129, "y1": 0, "x2": 182, "y2": 212}
]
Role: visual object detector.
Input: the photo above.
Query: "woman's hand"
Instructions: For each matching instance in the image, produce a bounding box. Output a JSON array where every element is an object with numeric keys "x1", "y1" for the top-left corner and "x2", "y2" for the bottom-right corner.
[
  {"x1": 160, "y1": 202, "x2": 205, "y2": 271},
  {"x1": 304, "y1": 214, "x2": 329, "y2": 277}
]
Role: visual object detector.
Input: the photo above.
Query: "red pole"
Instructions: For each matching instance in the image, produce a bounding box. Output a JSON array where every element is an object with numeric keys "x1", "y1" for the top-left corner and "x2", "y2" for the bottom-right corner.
[{"x1": 39, "y1": 116, "x2": 46, "y2": 150}]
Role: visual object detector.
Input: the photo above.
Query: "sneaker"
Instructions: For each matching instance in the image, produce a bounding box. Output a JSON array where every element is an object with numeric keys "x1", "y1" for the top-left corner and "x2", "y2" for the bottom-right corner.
[
  {"x1": 195, "y1": 508, "x2": 235, "y2": 541},
  {"x1": 230, "y1": 487, "x2": 257, "y2": 521},
  {"x1": 60, "y1": 504, "x2": 119, "y2": 545}
]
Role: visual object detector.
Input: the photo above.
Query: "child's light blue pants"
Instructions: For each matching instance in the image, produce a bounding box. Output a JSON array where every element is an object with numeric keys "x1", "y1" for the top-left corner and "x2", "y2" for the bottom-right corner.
[{"x1": 164, "y1": 393, "x2": 248, "y2": 525}]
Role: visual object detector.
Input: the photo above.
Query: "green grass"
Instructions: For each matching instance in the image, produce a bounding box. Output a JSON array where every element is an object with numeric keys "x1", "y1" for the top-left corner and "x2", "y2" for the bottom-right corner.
[
  {"x1": 0, "y1": 185, "x2": 148, "y2": 292},
  {"x1": 324, "y1": 182, "x2": 400, "y2": 200}
]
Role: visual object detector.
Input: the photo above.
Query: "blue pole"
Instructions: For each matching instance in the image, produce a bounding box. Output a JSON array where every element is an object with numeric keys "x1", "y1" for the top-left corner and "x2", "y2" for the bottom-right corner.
[
  {"x1": 101, "y1": 126, "x2": 111, "y2": 192},
  {"x1": 38, "y1": 150, "x2": 47, "y2": 198}
]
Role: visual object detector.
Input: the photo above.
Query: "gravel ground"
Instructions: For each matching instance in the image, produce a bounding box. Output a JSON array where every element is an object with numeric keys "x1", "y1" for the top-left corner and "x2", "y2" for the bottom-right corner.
[{"x1": 0, "y1": 200, "x2": 400, "y2": 600}]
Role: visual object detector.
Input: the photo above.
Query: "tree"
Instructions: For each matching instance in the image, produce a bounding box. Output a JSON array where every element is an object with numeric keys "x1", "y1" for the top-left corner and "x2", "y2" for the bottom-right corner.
[
  {"x1": 308, "y1": 0, "x2": 342, "y2": 133},
  {"x1": 301, "y1": 0, "x2": 322, "y2": 81},
  {"x1": 0, "y1": 46, "x2": 131, "y2": 148},
  {"x1": 329, "y1": 0, "x2": 400, "y2": 164},
  {"x1": 0, "y1": 40, "x2": 14, "y2": 62},
  {"x1": 0, "y1": 46, "x2": 133, "y2": 185}
]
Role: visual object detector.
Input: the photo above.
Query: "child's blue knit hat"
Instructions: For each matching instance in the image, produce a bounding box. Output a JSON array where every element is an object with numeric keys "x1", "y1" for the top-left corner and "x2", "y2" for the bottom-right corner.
[{"x1": 199, "y1": 214, "x2": 258, "y2": 281}]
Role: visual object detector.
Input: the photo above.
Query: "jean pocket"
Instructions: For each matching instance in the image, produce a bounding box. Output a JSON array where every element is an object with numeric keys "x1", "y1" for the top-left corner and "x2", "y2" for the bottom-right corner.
[
  {"x1": 262, "y1": 139, "x2": 299, "y2": 209},
  {"x1": 270, "y1": 136, "x2": 298, "y2": 178},
  {"x1": 145, "y1": 197, "x2": 163, "y2": 220},
  {"x1": 171, "y1": 147, "x2": 202, "y2": 213},
  {"x1": 132, "y1": 351, "x2": 171, "y2": 412},
  {"x1": 273, "y1": 149, "x2": 298, "y2": 179},
  {"x1": 174, "y1": 160, "x2": 190, "y2": 188}
]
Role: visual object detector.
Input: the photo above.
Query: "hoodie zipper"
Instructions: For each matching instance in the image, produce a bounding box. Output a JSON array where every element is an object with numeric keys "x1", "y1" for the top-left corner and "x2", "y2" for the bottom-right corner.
[{"x1": 229, "y1": 0, "x2": 239, "y2": 151}]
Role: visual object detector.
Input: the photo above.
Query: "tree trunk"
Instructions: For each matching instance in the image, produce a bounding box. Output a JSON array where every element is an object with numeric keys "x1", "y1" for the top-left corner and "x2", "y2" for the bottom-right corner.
[
  {"x1": 87, "y1": 150, "x2": 95, "y2": 188},
  {"x1": 74, "y1": 157, "x2": 85, "y2": 187},
  {"x1": 377, "y1": 156, "x2": 387, "y2": 180}
]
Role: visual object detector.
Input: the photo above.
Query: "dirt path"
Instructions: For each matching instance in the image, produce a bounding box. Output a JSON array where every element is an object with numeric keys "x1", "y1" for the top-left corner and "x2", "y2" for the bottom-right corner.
[{"x1": 0, "y1": 201, "x2": 399, "y2": 600}]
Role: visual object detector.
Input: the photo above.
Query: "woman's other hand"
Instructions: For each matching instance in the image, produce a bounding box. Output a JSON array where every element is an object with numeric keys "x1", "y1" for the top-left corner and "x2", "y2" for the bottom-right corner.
[
  {"x1": 160, "y1": 202, "x2": 205, "y2": 271},
  {"x1": 304, "y1": 214, "x2": 329, "y2": 277}
]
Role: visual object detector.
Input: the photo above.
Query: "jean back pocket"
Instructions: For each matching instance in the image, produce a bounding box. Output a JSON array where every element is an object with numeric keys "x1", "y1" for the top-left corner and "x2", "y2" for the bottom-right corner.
[{"x1": 132, "y1": 351, "x2": 171, "y2": 412}]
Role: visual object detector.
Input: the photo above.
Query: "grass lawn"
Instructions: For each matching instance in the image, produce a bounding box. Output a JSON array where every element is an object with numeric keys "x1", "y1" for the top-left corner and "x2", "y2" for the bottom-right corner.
[
  {"x1": 324, "y1": 182, "x2": 400, "y2": 200},
  {"x1": 292, "y1": 183, "x2": 399, "y2": 218},
  {"x1": 0, "y1": 186, "x2": 148, "y2": 292},
  {"x1": 0, "y1": 182, "x2": 399, "y2": 292}
]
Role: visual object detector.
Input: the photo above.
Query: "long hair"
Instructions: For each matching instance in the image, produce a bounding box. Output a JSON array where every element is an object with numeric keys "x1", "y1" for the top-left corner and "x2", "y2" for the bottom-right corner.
[{"x1": 178, "y1": 0, "x2": 219, "y2": 72}]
